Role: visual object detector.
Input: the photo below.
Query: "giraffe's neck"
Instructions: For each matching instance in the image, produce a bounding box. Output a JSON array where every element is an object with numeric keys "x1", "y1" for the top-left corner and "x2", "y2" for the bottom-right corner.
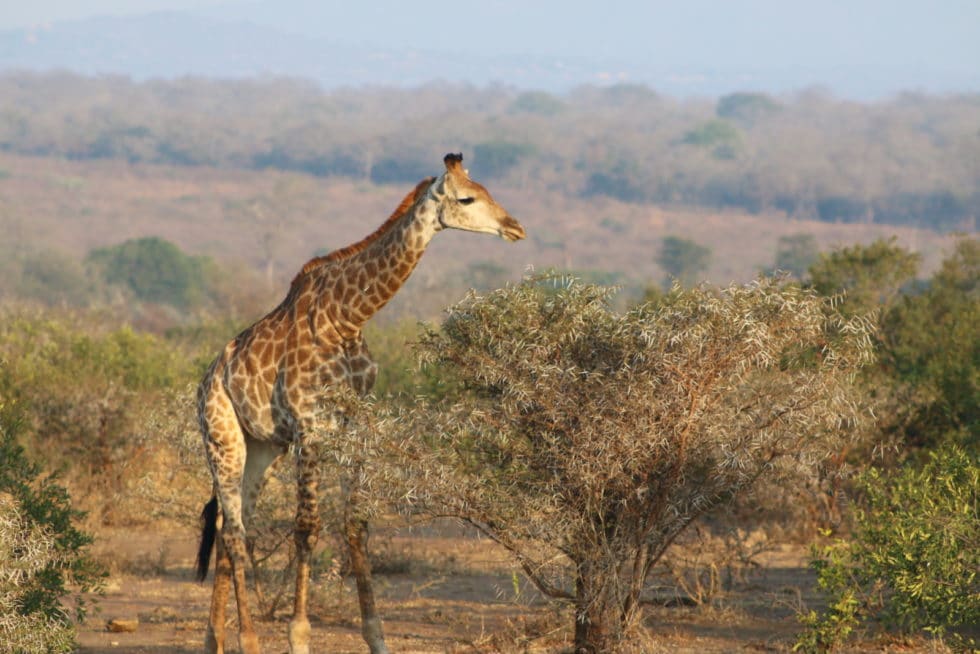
[{"x1": 306, "y1": 181, "x2": 441, "y2": 335}]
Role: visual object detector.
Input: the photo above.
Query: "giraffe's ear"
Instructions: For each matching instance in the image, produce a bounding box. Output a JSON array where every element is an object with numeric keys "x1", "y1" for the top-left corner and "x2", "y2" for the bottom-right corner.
[{"x1": 443, "y1": 153, "x2": 466, "y2": 177}]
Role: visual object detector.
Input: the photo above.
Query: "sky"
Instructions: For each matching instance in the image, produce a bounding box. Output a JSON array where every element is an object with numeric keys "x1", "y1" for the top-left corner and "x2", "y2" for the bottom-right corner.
[{"x1": 2, "y1": 0, "x2": 978, "y2": 96}]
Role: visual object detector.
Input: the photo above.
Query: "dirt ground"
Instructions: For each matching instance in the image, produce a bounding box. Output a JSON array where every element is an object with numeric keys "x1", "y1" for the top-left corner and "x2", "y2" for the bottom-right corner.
[{"x1": 72, "y1": 522, "x2": 949, "y2": 654}]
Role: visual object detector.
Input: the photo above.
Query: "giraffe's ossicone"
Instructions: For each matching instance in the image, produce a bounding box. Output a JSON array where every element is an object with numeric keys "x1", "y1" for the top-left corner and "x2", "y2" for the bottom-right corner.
[{"x1": 195, "y1": 153, "x2": 525, "y2": 654}]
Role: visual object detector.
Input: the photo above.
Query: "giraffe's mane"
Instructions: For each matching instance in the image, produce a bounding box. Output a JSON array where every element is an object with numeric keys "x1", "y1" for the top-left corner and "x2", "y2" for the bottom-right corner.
[{"x1": 289, "y1": 176, "x2": 436, "y2": 288}]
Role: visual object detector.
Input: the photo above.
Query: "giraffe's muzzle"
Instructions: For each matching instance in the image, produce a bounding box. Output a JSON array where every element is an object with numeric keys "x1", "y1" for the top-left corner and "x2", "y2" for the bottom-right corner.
[{"x1": 499, "y1": 215, "x2": 526, "y2": 242}]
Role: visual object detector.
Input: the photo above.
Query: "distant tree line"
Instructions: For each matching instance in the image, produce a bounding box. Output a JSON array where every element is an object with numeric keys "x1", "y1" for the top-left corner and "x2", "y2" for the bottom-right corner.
[{"x1": 0, "y1": 73, "x2": 976, "y2": 231}]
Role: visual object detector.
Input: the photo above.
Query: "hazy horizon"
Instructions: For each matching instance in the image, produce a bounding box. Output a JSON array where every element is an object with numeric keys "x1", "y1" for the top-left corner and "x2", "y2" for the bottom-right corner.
[{"x1": 2, "y1": 0, "x2": 978, "y2": 98}]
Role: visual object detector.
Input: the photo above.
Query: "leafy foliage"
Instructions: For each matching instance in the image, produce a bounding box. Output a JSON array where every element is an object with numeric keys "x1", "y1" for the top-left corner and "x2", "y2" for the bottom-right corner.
[
  {"x1": 879, "y1": 237, "x2": 979, "y2": 450},
  {"x1": 0, "y1": 412, "x2": 105, "y2": 652},
  {"x1": 334, "y1": 274, "x2": 874, "y2": 651},
  {"x1": 0, "y1": 307, "x2": 201, "y2": 515},
  {"x1": 809, "y1": 237, "x2": 977, "y2": 453},
  {"x1": 796, "y1": 447, "x2": 980, "y2": 651},
  {"x1": 809, "y1": 238, "x2": 920, "y2": 317}
]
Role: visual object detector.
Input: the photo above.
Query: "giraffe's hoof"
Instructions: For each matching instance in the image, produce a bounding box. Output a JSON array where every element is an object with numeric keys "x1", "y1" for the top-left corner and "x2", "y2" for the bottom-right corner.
[
  {"x1": 239, "y1": 631, "x2": 260, "y2": 654},
  {"x1": 288, "y1": 618, "x2": 311, "y2": 654}
]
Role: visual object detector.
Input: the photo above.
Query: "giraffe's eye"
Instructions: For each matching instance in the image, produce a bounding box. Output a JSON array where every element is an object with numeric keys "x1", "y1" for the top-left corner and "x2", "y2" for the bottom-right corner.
[{"x1": 458, "y1": 197, "x2": 476, "y2": 205}]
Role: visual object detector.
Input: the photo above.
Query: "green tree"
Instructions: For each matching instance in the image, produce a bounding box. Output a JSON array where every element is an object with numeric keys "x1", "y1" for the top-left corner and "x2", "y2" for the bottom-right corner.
[
  {"x1": 657, "y1": 236, "x2": 712, "y2": 287},
  {"x1": 773, "y1": 234, "x2": 819, "y2": 279},
  {"x1": 716, "y1": 92, "x2": 780, "y2": 125},
  {"x1": 809, "y1": 238, "x2": 920, "y2": 317},
  {"x1": 345, "y1": 275, "x2": 874, "y2": 652},
  {"x1": 473, "y1": 141, "x2": 535, "y2": 178},
  {"x1": 681, "y1": 119, "x2": 741, "y2": 147},
  {"x1": 86, "y1": 236, "x2": 215, "y2": 309},
  {"x1": 880, "y1": 237, "x2": 979, "y2": 449}
]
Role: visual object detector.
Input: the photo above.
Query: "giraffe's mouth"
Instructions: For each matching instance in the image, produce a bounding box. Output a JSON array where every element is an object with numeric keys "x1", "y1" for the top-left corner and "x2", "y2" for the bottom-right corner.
[{"x1": 498, "y1": 215, "x2": 526, "y2": 242}]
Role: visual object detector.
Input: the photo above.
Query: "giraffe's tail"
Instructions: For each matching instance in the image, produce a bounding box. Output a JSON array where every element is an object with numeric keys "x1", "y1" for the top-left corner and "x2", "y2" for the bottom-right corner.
[{"x1": 196, "y1": 496, "x2": 219, "y2": 582}]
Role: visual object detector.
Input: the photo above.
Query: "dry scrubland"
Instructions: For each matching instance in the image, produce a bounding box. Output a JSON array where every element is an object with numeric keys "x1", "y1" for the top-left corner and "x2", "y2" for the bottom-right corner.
[
  {"x1": 0, "y1": 151, "x2": 972, "y2": 653},
  {"x1": 0, "y1": 152, "x2": 957, "y2": 319},
  {"x1": 0, "y1": 77, "x2": 976, "y2": 652}
]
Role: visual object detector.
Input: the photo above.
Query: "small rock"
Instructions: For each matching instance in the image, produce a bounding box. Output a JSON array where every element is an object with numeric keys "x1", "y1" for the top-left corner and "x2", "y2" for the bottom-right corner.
[{"x1": 106, "y1": 618, "x2": 139, "y2": 633}]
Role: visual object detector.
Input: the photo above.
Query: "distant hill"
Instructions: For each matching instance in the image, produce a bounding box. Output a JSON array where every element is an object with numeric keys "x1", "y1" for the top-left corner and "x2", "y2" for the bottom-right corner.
[
  {"x1": 0, "y1": 12, "x2": 652, "y2": 92},
  {"x1": 6, "y1": 9, "x2": 963, "y2": 97}
]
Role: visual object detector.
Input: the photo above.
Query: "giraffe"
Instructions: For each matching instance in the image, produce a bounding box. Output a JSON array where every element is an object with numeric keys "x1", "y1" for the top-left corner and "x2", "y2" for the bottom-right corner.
[{"x1": 195, "y1": 153, "x2": 525, "y2": 654}]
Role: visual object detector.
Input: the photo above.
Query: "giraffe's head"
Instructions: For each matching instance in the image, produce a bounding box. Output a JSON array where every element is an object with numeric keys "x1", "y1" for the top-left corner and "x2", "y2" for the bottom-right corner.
[{"x1": 432, "y1": 153, "x2": 526, "y2": 242}]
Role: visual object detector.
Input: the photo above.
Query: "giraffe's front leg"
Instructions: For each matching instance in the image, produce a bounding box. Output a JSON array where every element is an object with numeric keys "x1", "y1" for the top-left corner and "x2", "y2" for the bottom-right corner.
[{"x1": 343, "y1": 482, "x2": 389, "y2": 654}]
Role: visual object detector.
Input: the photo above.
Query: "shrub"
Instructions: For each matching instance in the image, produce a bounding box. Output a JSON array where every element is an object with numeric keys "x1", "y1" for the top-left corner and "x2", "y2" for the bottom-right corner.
[
  {"x1": 796, "y1": 446, "x2": 980, "y2": 651},
  {"x1": 0, "y1": 412, "x2": 105, "y2": 652},
  {"x1": 0, "y1": 307, "x2": 200, "y2": 516}
]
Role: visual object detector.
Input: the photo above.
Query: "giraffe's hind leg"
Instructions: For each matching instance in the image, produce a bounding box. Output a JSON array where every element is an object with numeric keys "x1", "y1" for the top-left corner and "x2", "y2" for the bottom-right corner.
[
  {"x1": 201, "y1": 391, "x2": 260, "y2": 654},
  {"x1": 205, "y1": 510, "x2": 231, "y2": 654}
]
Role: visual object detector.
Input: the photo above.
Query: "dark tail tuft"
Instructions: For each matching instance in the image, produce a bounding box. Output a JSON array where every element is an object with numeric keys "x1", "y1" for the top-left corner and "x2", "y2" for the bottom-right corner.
[{"x1": 196, "y1": 496, "x2": 219, "y2": 582}]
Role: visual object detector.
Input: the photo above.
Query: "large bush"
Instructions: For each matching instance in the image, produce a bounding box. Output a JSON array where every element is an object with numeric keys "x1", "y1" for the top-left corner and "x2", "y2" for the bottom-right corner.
[{"x1": 334, "y1": 275, "x2": 875, "y2": 652}]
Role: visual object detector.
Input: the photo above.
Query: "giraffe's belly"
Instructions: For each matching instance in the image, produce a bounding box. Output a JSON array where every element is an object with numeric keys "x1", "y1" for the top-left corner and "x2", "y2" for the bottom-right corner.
[
  {"x1": 228, "y1": 383, "x2": 279, "y2": 442},
  {"x1": 224, "y1": 342, "x2": 377, "y2": 445}
]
